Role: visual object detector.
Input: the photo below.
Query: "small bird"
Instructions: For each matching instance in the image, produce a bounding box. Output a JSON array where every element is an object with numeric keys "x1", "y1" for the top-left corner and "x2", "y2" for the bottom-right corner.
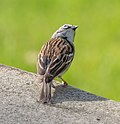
[{"x1": 37, "y1": 24, "x2": 78, "y2": 103}]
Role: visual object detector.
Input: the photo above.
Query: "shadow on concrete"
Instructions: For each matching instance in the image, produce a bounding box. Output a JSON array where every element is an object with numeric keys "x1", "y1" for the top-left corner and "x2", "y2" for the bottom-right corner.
[{"x1": 52, "y1": 84, "x2": 108, "y2": 104}]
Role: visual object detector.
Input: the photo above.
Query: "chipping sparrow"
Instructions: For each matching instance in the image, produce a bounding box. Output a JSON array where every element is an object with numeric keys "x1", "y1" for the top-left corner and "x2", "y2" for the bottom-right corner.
[{"x1": 37, "y1": 24, "x2": 78, "y2": 103}]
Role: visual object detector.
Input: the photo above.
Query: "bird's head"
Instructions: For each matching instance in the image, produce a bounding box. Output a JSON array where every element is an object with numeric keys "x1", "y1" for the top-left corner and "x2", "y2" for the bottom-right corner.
[{"x1": 52, "y1": 24, "x2": 78, "y2": 42}]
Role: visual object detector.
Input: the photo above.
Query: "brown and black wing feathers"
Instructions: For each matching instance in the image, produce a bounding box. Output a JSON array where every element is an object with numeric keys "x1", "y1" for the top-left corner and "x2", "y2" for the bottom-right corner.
[{"x1": 37, "y1": 38, "x2": 74, "y2": 83}]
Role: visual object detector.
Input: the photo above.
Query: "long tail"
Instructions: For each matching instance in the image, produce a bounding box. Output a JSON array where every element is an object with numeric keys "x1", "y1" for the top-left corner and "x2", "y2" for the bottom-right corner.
[{"x1": 39, "y1": 77, "x2": 52, "y2": 103}]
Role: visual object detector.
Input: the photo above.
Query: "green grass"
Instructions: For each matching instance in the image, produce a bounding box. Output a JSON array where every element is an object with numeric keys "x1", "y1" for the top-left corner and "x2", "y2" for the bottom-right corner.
[{"x1": 0, "y1": 0, "x2": 120, "y2": 101}]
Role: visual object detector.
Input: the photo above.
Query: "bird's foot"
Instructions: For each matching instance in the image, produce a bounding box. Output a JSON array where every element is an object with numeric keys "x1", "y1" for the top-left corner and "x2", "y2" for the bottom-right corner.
[
  {"x1": 59, "y1": 77, "x2": 68, "y2": 88},
  {"x1": 62, "y1": 81, "x2": 68, "y2": 88}
]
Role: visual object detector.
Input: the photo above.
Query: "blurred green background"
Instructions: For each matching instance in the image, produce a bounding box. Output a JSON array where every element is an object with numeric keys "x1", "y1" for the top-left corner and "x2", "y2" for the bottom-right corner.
[{"x1": 0, "y1": 0, "x2": 120, "y2": 101}]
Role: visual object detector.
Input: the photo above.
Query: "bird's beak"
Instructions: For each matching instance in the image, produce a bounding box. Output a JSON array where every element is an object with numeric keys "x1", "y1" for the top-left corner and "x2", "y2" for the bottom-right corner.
[{"x1": 72, "y1": 25, "x2": 78, "y2": 31}]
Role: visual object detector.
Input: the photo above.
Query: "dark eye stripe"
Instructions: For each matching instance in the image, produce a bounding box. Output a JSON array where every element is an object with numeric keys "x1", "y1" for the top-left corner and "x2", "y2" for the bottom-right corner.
[
  {"x1": 64, "y1": 27, "x2": 69, "y2": 29},
  {"x1": 64, "y1": 24, "x2": 71, "y2": 29}
]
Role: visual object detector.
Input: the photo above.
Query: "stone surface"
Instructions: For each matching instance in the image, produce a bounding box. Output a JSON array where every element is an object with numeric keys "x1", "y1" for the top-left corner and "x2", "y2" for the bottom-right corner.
[{"x1": 0, "y1": 64, "x2": 120, "y2": 124}]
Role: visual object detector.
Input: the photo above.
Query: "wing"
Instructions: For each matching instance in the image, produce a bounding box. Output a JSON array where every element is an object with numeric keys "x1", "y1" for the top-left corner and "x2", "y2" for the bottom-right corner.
[{"x1": 37, "y1": 38, "x2": 75, "y2": 83}]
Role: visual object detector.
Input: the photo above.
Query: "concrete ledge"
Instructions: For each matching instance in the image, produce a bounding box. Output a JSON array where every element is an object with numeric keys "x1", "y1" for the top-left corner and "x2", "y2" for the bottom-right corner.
[{"x1": 0, "y1": 64, "x2": 120, "y2": 124}]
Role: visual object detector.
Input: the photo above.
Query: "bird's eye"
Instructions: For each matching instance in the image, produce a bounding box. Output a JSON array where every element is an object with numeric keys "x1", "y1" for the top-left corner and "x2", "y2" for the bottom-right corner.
[{"x1": 63, "y1": 25, "x2": 69, "y2": 28}]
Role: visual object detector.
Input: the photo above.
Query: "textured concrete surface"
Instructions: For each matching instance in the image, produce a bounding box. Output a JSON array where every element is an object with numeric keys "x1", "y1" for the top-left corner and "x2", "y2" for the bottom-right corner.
[{"x1": 0, "y1": 64, "x2": 120, "y2": 124}]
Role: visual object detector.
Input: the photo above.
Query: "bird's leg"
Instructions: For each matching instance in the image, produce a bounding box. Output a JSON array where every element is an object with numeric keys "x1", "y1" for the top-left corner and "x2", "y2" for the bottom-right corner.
[{"x1": 59, "y1": 77, "x2": 68, "y2": 87}]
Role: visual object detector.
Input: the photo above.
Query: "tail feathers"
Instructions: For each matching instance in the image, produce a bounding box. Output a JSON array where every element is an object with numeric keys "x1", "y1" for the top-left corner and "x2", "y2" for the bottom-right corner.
[{"x1": 39, "y1": 77, "x2": 52, "y2": 103}]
